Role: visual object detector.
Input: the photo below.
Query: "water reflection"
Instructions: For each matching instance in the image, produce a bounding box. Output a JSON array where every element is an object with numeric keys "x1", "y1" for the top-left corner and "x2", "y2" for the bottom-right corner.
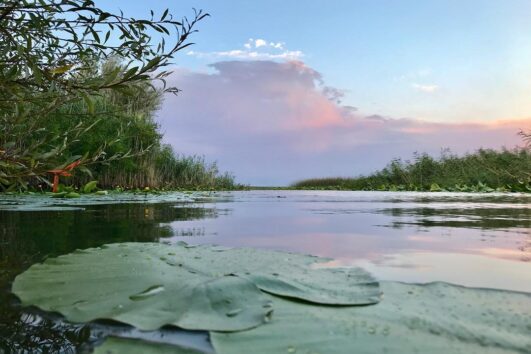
[
  {"x1": 382, "y1": 206, "x2": 531, "y2": 230},
  {"x1": 166, "y1": 191, "x2": 530, "y2": 265},
  {"x1": 0, "y1": 202, "x2": 218, "y2": 353},
  {"x1": 0, "y1": 203, "x2": 218, "y2": 261},
  {"x1": 324, "y1": 252, "x2": 531, "y2": 293},
  {"x1": 0, "y1": 308, "x2": 91, "y2": 353}
]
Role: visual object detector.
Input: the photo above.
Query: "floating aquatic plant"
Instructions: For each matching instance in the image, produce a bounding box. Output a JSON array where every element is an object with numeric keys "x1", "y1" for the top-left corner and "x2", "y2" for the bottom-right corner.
[
  {"x1": 212, "y1": 282, "x2": 531, "y2": 354},
  {"x1": 12, "y1": 243, "x2": 380, "y2": 332},
  {"x1": 11, "y1": 243, "x2": 531, "y2": 353}
]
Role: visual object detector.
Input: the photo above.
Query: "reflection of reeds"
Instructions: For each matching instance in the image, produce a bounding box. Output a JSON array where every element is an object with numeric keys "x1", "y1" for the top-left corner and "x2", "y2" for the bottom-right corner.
[
  {"x1": 0, "y1": 202, "x2": 221, "y2": 351},
  {"x1": 293, "y1": 148, "x2": 531, "y2": 192},
  {"x1": 384, "y1": 205, "x2": 531, "y2": 230},
  {"x1": 0, "y1": 217, "x2": 87, "y2": 353},
  {"x1": 0, "y1": 216, "x2": 38, "y2": 284}
]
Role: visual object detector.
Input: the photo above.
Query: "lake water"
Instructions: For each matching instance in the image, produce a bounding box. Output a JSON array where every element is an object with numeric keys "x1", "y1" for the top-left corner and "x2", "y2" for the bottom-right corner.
[{"x1": 1, "y1": 190, "x2": 530, "y2": 352}]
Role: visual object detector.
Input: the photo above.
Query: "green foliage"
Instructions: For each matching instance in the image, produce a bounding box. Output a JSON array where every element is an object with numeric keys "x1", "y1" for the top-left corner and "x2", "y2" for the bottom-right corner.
[
  {"x1": 64, "y1": 192, "x2": 80, "y2": 198},
  {"x1": 82, "y1": 181, "x2": 98, "y2": 194},
  {"x1": 0, "y1": 17, "x2": 235, "y2": 191},
  {"x1": 518, "y1": 129, "x2": 531, "y2": 147},
  {"x1": 430, "y1": 183, "x2": 442, "y2": 192},
  {"x1": 50, "y1": 191, "x2": 69, "y2": 198},
  {"x1": 2, "y1": 55, "x2": 235, "y2": 190},
  {"x1": 88, "y1": 144, "x2": 237, "y2": 190},
  {"x1": 294, "y1": 147, "x2": 531, "y2": 192},
  {"x1": 0, "y1": 1, "x2": 208, "y2": 190}
]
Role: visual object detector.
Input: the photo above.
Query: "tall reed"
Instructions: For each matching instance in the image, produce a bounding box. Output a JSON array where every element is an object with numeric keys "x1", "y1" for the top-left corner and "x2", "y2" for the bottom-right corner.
[{"x1": 293, "y1": 147, "x2": 531, "y2": 192}]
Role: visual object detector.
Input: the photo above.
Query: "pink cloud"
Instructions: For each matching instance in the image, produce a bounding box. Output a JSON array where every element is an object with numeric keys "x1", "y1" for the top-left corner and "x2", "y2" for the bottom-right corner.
[{"x1": 159, "y1": 60, "x2": 531, "y2": 185}]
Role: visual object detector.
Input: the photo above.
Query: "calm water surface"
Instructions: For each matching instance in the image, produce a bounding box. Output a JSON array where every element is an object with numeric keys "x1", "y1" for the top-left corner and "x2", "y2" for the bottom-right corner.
[{"x1": 1, "y1": 190, "x2": 530, "y2": 352}]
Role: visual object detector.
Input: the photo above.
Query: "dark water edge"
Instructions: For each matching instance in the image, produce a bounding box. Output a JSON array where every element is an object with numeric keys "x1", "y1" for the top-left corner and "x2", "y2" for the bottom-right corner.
[
  {"x1": 0, "y1": 191, "x2": 530, "y2": 352},
  {"x1": 0, "y1": 202, "x2": 219, "y2": 353}
]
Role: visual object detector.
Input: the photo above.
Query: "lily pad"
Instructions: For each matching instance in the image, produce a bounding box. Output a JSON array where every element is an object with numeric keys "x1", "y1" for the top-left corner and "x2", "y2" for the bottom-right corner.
[
  {"x1": 211, "y1": 281, "x2": 531, "y2": 354},
  {"x1": 239, "y1": 267, "x2": 380, "y2": 305},
  {"x1": 94, "y1": 336, "x2": 206, "y2": 354},
  {"x1": 12, "y1": 242, "x2": 380, "y2": 334},
  {"x1": 0, "y1": 205, "x2": 85, "y2": 211},
  {"x1": 164, "y1": 244, "x2": 381, "y2": 305},
  {"x1": 0, "y1": 192, "x2": 198, "y2": 210},
  {"x1": 12, "y1": 243, "x2": 272, "y2": 332},
  {"x1": 82, "y1": 181, "x2": 98, "y2": 194}
]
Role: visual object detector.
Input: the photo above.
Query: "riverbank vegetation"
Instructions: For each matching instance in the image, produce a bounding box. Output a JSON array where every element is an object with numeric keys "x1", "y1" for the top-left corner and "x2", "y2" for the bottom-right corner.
[
  {"x1": 40, "y1": 60, "x2": 236, "y2": 191},
  {"x1": 0, "y1": 1, "x2": 236, "y2": 192},
  {"x1": 293, "y1": 146, "x2": 531, "y2": 192}
]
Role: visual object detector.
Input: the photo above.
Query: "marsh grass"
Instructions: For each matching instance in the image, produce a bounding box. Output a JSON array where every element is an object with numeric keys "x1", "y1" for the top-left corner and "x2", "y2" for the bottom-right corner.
[
  {"x1": 293, "y1": 148, "x2": 531, "y2": 192},
  {"x1": 83, "y1": 146, "x2": 237, "y2": 190}
]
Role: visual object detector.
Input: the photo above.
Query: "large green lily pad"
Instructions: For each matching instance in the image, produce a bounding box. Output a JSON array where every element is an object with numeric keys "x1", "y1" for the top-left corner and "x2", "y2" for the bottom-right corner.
[
  {"x1": 212, "y1": 281, "x2": 531, "y2": 354},
  {"x1": 93, "y1": 336, "x2": 205, "y2": 354},
  {"x1": 162, "y1": 243, "x2": 381, "y2": 305},
  {"x1": 12, "y1": 243, "x2": 272, "y2": 332},
  {"x1": 238, "y1": 268, "x2": 379, "y2": 305},
  {"x1": 12, "y1": 242, "x2": 380, "y2": 333}
]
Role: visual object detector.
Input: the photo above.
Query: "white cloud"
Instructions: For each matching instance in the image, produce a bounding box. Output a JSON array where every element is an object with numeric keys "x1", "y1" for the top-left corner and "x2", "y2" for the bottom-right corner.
[
  {"x1": 187, "y1": 39, "x2": 303, "y2": 61},
  {"x1": 254, "y1": 39, "x2": 267, "y2": 47},
  {"x1": 412, "y1": 83, "x2": 439, "y2": 93},
  {"x1": 188, "y1": 49, "x2": 303, "y2": 60},
  {"x1": 160, "y1": 60, "x2": 526, "y2": 185}
]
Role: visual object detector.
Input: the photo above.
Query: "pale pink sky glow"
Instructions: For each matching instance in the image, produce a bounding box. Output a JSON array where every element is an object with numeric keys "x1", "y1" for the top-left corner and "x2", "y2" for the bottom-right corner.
[{"x1": 159, "y1": 60, "x2": 530, "y2": 185}]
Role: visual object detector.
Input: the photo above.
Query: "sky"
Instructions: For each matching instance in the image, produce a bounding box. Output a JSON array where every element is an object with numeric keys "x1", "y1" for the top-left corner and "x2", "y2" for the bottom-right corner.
[{"x1": 110, "y1": 0, "x2": 531, "y2": 185}]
